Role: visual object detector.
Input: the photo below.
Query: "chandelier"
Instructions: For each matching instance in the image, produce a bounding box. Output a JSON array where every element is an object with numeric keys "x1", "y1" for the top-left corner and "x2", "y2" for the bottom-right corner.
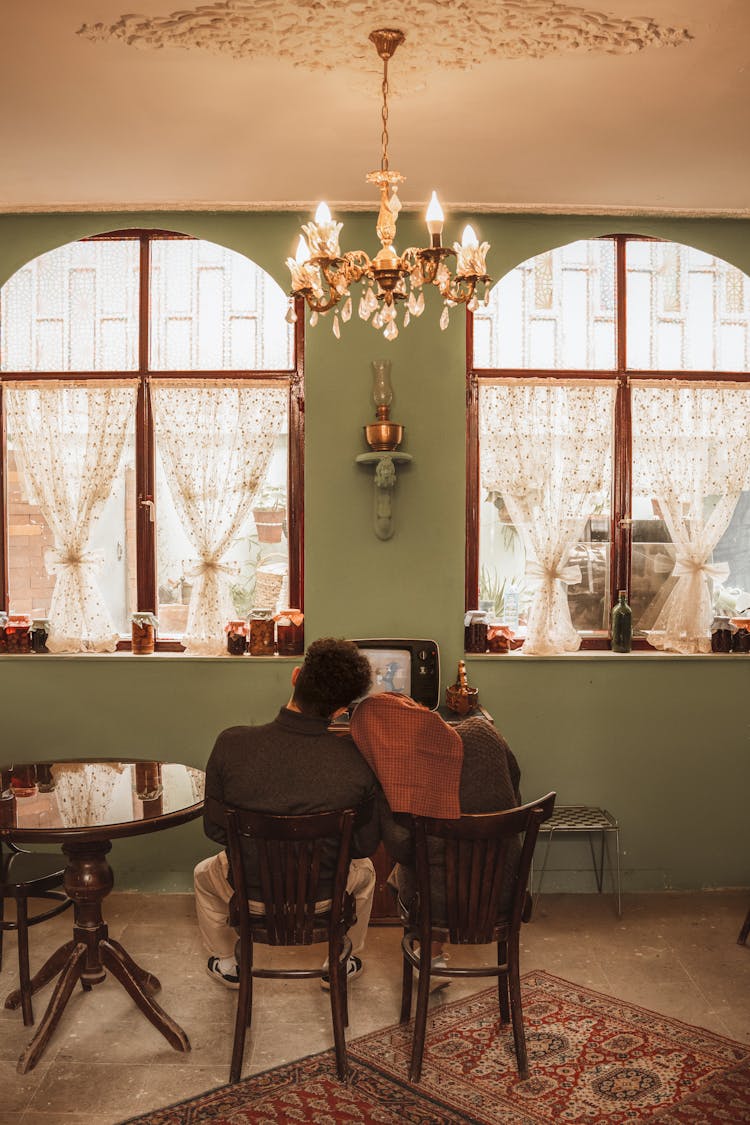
[{"x1": 285, "y1": 28, "x2": 491, "y2": 341}]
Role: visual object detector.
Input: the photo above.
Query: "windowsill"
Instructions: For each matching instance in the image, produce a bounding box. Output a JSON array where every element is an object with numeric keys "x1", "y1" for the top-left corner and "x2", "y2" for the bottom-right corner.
[
  {"x1": 464, "y1": 650, "x2": 742, "y2": 660},
  {"x1": 0, "y1": 651, "x2": 301, "y2": 661}
]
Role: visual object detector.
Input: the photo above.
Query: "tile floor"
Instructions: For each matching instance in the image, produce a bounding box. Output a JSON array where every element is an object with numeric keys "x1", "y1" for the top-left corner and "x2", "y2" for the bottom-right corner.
[{"x1": 0, "y1": 890, "x2": 748, "y2": 1124}]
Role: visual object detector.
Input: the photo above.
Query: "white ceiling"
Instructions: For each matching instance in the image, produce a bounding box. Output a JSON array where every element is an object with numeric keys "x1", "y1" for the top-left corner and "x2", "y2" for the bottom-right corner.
[{"x1": 2, "y1": 0, "x2": 749, "y2": 216}]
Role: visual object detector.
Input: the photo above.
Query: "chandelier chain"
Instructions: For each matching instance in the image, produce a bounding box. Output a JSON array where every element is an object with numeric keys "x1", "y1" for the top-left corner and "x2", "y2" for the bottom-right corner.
[{"x1": 380, "y1": 56, "x2": 390, "y2": 172}]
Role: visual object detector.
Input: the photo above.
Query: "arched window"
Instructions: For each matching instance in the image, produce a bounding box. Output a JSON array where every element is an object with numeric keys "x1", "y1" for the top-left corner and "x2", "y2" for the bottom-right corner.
[
  {"x1": 0, "y1": 230, "x2": 303, "y2": 654},
  {"x1": 468, "y1": 236, "x2": 750, "y2": 654}
]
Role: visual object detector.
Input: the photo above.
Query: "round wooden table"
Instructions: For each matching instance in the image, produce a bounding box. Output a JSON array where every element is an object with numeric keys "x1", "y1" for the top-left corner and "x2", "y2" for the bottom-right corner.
[{"x1": 0, "y1": 758, "x2": 204, "y2": 1073}]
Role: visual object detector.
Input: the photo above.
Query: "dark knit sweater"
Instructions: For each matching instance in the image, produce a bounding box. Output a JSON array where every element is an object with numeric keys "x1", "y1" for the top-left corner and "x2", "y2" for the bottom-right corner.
[
  {"x1": 378, "y1": 717, "x2": 522, "y2": 921},
  {"x1": 204, "y1": 707, "x2": 380, "y2": 899}
]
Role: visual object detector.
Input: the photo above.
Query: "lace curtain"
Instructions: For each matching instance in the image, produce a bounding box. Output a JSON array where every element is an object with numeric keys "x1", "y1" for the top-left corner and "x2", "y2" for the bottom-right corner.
[
  {"x1": 480, "y1": 381, "x2": 615, "y2": 654},
  {"x1": 632, "y1": 384, "x2": 750, "y2": 653},
  {"x1": 150, "y1": 380, "x2": 286, "y2": 655},
  {"x1": 4, "y1": 381, "x2": 137, "y2": 652}
]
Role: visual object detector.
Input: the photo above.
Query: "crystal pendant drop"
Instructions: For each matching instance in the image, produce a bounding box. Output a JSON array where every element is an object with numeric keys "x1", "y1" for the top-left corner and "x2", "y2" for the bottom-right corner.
[
  {"x1": 415, "y1": 291, "x2": 425, "y2": 316},
  {"x1": 403, "y1": 309, "x2": 410, "y2": 328},
  {"x1": 310, "y1": 311, "x2": 319, "y2": 327},
  {"x1": 440, "y1": 305, "x2": 450, "y2": 331},
  {"x1": 285, "y1": 301, "x2": 297, "y2": 324},
  {"x1": 358, "y1": 294, "x2": 370, "y2": 320},
  {"x1": 332, "y1": 313, "x2": 341, "y2": 339},
  {"x1": 384, "y1": 319, "x2": 398, "y2": 341},
  {"x1": 342, "y1": 296, "x2": 352, "y2": 322}
]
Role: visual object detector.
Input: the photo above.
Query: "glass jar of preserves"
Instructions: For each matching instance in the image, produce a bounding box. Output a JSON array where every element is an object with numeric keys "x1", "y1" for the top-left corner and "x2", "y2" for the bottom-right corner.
[
  {"x1": 6, "y1": 614, "x2": 31, "y2": 654},
  {"x1": 225, "y1": 619, "x2": 248, "y2": 656},
  {"x1": 710, "y1": 615, "x2": 734, "y2": 653},
  {"x1": 275, "y1": 610, "x2": 304, "y2": 656},
  {"x1": 248, "y1": 609, "x2": 275, "y2": 656},
  {"x1": 30, "y1": 617, "x2": 50, "y2": 653},
  {"x1": 464, "y1": 610, "x2": 489, "y2": 654},
  {"x1": 132, "y1": 612, "x2": 158, "y2": 654}
]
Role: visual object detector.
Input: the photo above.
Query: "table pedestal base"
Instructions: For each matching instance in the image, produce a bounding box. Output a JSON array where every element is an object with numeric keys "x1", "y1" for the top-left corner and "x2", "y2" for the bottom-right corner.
[{"x1": 4, "y1": 839, "x2": 190, "y2": 1073}]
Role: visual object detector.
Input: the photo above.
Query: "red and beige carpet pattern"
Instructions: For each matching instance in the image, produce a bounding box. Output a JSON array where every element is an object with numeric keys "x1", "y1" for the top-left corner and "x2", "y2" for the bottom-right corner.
[{"x1": 123, "y1": 970, "x2": 750, "y2": 1124}]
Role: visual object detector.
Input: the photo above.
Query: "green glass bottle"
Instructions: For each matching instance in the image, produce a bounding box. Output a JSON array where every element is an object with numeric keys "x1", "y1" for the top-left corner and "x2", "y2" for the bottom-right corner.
[{"x1": 611, "y1": 590, "x2": 632, "y2": 653}]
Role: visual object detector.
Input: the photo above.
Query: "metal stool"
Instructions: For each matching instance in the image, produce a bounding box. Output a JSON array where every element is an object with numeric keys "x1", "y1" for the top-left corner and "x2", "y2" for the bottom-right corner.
[{"x1": 533, "y1": 805, "x2": 622, "y2": 917}]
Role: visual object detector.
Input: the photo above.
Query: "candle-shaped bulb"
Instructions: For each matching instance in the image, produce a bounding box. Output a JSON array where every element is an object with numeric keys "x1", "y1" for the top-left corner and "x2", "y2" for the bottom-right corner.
[
  {"x1": 426, "y1": 191, "x2": 444, "y2": 246},
  {"x1": 461, "y1": 224, "x2": 478, "y2": 249},
  {"x1": 295, "y1": 236, "x2": 310, "y2": 265},
  {"x1": 314, "y1": 201, "x2": 332, "y2": 224}
]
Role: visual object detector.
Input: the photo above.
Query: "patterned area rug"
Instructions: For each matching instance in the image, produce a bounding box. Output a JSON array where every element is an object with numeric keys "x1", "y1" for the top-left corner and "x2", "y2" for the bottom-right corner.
[{"x1": 122, "y1": 970, "x2": 750, "y2": 1124}]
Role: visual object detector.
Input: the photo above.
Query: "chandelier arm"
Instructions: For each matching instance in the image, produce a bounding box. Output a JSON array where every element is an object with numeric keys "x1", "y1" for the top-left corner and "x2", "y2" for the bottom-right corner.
[
  {"x1": 300, "y1": 288, "x2": 346, "y2": 316},
  {"x1": 414, "y1": 246, "x2": 456, "y2": 287},
  {"x1": 439, "y1": 273, "x2": 492, "y2": 306}
]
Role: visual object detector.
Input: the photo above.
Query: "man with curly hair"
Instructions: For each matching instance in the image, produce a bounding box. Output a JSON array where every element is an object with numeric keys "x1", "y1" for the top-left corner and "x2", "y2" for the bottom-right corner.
[{"x1": 195, "y1": 637, "x2": 379, "y2": 989}]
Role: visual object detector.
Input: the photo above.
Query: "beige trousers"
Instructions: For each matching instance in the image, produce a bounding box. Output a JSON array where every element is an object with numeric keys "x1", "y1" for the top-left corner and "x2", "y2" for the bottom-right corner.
[{"x1": 193, "y1": 850, "x2": 376, "y2": 959}]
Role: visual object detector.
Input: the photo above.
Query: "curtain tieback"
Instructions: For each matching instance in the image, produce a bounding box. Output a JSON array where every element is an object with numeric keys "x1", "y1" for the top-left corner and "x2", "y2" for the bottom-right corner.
[
  {"x1": 525, "y1": 560, "x2": 582, "y2": 586},
  {"x1": 45, "y1": 547, "x2": 105, "y2": 576},
  {"x1": 184, "y1": 558, "x2": 239, "y2": 579},
  {"x1": 672, "y1": 558, "x2": 730, "y2": 582}
]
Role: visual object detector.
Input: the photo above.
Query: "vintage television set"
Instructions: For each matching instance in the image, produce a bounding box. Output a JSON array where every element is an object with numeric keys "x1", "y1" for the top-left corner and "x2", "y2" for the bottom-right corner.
[{"x1": 348, "y1": 638, "x2": 440, "y2": 711}]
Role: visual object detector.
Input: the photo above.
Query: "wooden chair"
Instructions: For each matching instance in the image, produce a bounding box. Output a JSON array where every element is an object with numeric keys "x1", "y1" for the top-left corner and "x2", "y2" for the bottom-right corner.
[
  {"x1": 205, "y1": 798, "x2": 360, "y2": 1084},
  {"x1": 400, "y1": 792, "x2": 556, "y2": 1082},
  {"x1": 0, "y1": 841, "x2": 72, "y2": 1026}
]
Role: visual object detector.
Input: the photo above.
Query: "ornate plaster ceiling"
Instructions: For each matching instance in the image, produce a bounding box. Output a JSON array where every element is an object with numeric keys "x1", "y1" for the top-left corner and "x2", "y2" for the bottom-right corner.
[
  {"x1": 2, "y1": 0, "x2": 749, "y2": 215},
  {"x1": 77, "y1": 1, "x2": 690, "y2": 72}
]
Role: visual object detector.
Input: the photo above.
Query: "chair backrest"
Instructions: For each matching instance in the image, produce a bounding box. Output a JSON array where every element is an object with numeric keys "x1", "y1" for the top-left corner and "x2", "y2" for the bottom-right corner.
[
  {"x1": 205, "y1": 797, "x2": 358, "y2": 946},
  {"x1": 413, "y1": 792, "x2": 556, "y2": 944}
]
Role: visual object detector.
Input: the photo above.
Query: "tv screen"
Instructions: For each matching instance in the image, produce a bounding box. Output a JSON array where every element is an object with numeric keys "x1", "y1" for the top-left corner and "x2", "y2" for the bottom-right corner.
[{"x1": 359, "y1": 647, "x2": 412, "y2": 699}]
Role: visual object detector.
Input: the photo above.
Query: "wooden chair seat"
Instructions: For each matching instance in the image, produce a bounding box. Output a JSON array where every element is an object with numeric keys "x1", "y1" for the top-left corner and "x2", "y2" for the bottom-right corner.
[{"x1": 399, "y1": 792, "x2": 556, "y2": 1083}]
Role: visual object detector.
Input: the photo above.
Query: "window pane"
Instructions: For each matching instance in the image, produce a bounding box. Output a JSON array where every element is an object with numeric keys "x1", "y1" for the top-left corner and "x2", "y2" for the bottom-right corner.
[
  {"x1": 473, "y1": 240, "x2": 616, "y2": 369},
  {"x1": 479, "y1": 382, "x2": 614, "y2": 642},
  {"x1": 0, "y1": 241, "x2": 139, "y2": 372},
  {"x1": 6, "y1": 405, "x2": 135, "y2": 636},
  {"x1": 631, "y1": 384, "x2": 750, "y2": 641},
  {"x1": 153, "y1": 384, "x2": 289, "y2": 639},
  {"x1": 149, "y1": 241, "x2": 293, "y2": 370},
  {"x1": 626, "y1": 242, "x2": 750, "y2": 371}
]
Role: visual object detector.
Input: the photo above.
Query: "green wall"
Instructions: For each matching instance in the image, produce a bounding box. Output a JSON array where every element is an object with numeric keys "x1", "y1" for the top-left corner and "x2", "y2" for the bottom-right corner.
[{"x1": 1, "y1": 210, "x2": 748, "y2": 895}]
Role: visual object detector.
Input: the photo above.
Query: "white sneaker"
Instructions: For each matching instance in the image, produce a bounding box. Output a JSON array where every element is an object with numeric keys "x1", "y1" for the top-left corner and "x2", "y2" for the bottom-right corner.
[
  {"x1": 206, "y1": 956, "x2": 240, "y2": 990},
  {"x1": 320, "y1": 955, "x2": 363, "y2": 990}
]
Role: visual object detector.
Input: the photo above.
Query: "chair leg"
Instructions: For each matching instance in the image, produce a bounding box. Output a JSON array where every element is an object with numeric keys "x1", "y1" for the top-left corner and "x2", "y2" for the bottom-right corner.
[
  {"x1": 497, "y1": 939, "x2": 510, "y2": 1025},
  {"x1": 0, "y1": 892, "x2": 5, "y2": 972},
  {"x1": 738, "y1": 905, "x2": 750, "y2": 946},
  {"x1": 400, "y1": 941, "x2": 414, "y2": 1024},
  {"x1": 16, "y1": 897, "x2": 34, "y2": 1027},
  {"x1": 328, "y1": 943, "x2": 349, "y2": 1081},
  {"x1": 507, "y1": 934, "x2": 528, "y2": 1080},
  {"x1": 409, "y1": 947, "x2": 432, "y2": 1082},
  {"x1": 230, "y1": 940, "x2": 253, "y2": 1085}
]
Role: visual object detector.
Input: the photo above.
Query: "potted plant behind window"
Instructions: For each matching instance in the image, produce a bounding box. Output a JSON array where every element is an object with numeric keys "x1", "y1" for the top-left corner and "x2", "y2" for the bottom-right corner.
[{"x1": 252, "y1": 485, "x2": 287, "y2": 544}]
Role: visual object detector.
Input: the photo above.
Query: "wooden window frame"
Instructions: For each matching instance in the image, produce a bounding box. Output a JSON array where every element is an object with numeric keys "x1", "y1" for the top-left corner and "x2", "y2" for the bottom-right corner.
[
  {"x1": 466, "y1": 233, "x2": 750, "y2": 650},
  {"x1": 0, "y1": 228, "x2": 304, "y2": 652}
]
